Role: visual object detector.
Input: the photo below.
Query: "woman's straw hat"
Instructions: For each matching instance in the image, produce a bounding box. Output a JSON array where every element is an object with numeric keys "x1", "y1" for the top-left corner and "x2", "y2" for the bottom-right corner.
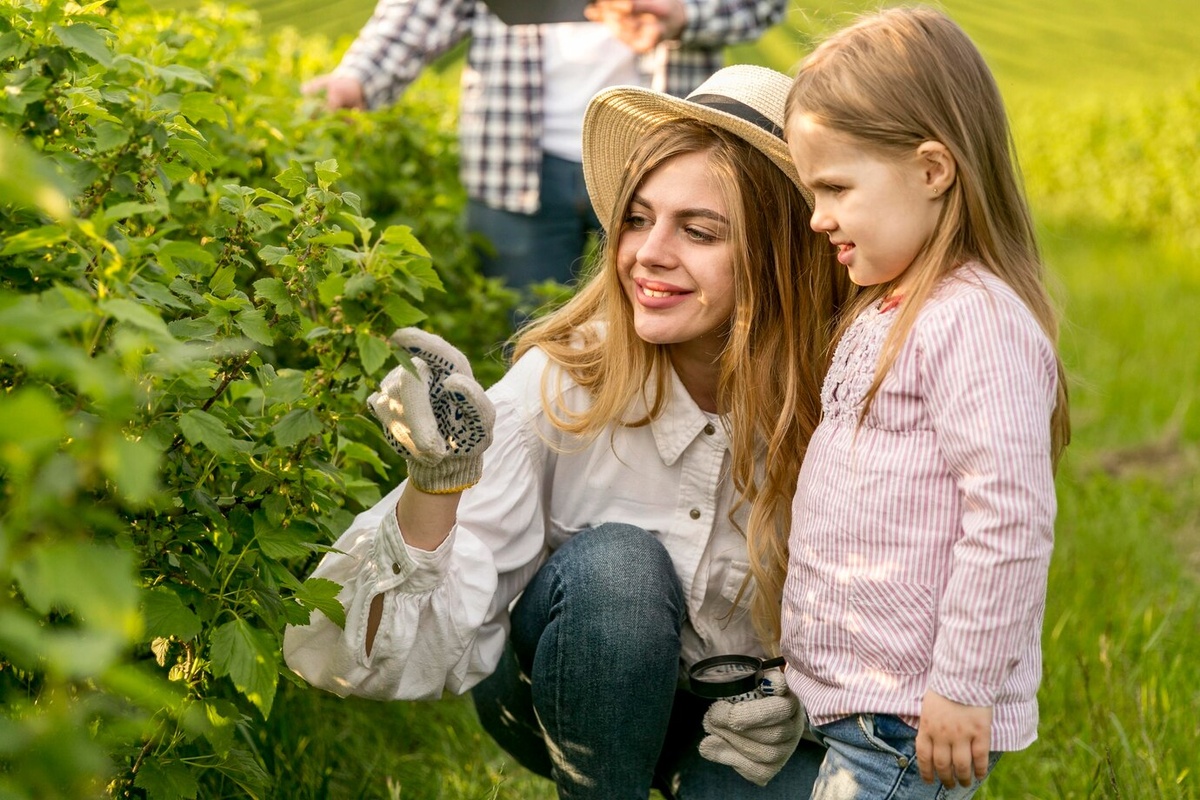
[{"x1": 582, "y1": 63, "x2": 807, "y2": 231}]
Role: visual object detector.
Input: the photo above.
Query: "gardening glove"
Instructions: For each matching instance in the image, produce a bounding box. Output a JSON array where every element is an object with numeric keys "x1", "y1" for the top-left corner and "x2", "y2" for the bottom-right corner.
[
  {"x1": 367, "y1": 328, "x2": 495, "y2": 494},
  {"x1": 698, "y1": 668, "x2": 806, "y2": 787}
]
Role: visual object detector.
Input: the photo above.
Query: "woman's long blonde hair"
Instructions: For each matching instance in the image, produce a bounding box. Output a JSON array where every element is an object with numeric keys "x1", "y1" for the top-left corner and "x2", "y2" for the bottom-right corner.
[
  {"x1": 787, "y1": 6, "x2": 1070, "y2": 463},
  {"x1": 514, "y1": 119, "x2": 849, "y2": 648}
]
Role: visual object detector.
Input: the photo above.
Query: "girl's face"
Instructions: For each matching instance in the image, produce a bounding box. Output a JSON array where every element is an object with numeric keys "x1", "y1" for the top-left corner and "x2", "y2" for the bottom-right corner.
[
  {"x1": 787, "y1": 114, "x2": 943, "y2": 293},
  {"x1": 617, "y1": 150, "x2": 736, "y2": 357}
]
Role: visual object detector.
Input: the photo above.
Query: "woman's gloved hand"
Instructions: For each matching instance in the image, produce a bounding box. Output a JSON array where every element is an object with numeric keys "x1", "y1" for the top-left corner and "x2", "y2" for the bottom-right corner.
[
  {"x1": 367, "y1": 328, "x2": 495, "y2": 494},
  {"x1": 698, "y1": 667, "x2": 806, "y2": 786}
]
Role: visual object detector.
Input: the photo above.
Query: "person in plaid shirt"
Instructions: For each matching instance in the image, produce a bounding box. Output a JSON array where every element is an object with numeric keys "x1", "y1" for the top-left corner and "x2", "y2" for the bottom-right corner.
[{"x1": 304, "y1": 0, "x2": 786, "y2": 296}]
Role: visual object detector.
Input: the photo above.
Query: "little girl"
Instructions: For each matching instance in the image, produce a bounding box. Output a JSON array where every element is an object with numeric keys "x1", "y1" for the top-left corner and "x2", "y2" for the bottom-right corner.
[{"x1": 779, "y1": 7, "x2": 1071, "y2": 799}]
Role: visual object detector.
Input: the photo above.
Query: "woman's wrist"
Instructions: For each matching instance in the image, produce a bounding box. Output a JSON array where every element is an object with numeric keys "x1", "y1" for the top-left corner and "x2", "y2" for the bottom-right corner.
[{"x1": 395, "y1": 482, "x2": 461, "y2": 551}]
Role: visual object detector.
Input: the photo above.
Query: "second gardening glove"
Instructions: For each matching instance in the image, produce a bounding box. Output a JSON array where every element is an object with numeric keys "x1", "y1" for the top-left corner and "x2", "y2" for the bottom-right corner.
[
  {"x1": 367, "y1": 327, "x2": 495, "y2": 494},
  {"x1": 698, "y1": 667, "x2": 806, "y2": 786}
]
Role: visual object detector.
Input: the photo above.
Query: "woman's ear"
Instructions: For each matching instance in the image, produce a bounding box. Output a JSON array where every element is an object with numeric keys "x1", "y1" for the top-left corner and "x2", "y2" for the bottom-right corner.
[{"x1": 917, "y1": 141, "x2": 956, "y2": 197}]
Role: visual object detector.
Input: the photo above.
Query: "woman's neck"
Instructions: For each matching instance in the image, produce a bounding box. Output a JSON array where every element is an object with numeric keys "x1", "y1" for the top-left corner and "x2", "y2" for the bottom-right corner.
[{"x1": 669, "y1": 344, "x2": 721, "y2": 414}]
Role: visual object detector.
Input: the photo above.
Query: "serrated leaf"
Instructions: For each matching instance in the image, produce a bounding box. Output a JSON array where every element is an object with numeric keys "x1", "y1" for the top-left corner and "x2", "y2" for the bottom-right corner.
[
  {"x1": 339, "y1": 440, "x2": 390, "y2": 480},
  {"x1": 52, "y1": 23, "x2": 113, "y2": 67},
  {"x1": 271, "y1": 408, "x2": 322, "y2": 448},
  {"x1": 1, "y1": 224, "x2": 69, "y2": 255},
  {"x1": 355, "y1": 331, "x2": 391, "y2": 375},
  {"x1": 158, "y1": 64, "x2": 213, "y2": 89},
  {"x1": 343, "y1": 271, "x2": 376, "y2": 299},
  {"x1": 134, "y1": 760, "x2": 198, "y2": 799},
  {"x1": 142, "y1": 587, "x2": 201, "y2": 640},
  {"x1": 209, "y1": 619, "x2": 277, "y2": 718},
  {"x1": 101, "y1": 297, "x2": 172, "y2": 337},
  {"x1": 381, "y1": 295, "x2": 426, "y2": 328},
  {"x1": 178, "y1": 409, "x2": 237, "y2": 457},
  {"x1": 252, "y1": 511, "x2": 312, "y2": 560},
  {"x1": 209, "y1": 264, "x2": 236, "y2": 297},
  {"x1": 236, "y1": 309, "x2": 274, "y2": 346},
  {"x1": 101, "y1": 432, "x2": 161, "y2": 505},
  {"x1": 314, "y1": 158, "x2": 339, "y2": 190},
  {"x1": 296, "y1": 577, "x2": 346, "y2": 629},
  {"x1": 274, "y1": 161, "x2": 308, "y2": 198},
  {"x1": 180, "y1": 91, "x2": 225, "y2": 126},
  {"x1": 380, "y1": 225, "x2": 431, "y2": 258}
]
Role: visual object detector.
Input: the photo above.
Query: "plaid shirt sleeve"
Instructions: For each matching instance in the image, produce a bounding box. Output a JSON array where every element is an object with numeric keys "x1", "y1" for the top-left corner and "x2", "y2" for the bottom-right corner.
[
  {"x1": 678, "y1": 0, "x2": 787, "y2": 48},
  {"x1": 334, "y1": 0, "x2": 476, "y2": 109}
]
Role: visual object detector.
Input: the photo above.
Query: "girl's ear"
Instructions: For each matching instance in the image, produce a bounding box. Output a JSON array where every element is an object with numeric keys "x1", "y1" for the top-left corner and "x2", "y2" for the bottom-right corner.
[{"x1": 917, "y1": 141, "x2": 956, "y2": 197}]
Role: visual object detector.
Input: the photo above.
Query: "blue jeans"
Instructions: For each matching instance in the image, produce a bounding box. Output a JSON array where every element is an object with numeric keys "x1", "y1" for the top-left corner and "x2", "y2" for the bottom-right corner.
[
  {"x1": 471, "y1": 523, "x2": 825, "y2": 799},
  {"x1": 810, "y1": 714, "x2": 1001, "y2": 800},
  {"x1": 466, "y1": 152, "x2": 602, "y2": 290}
]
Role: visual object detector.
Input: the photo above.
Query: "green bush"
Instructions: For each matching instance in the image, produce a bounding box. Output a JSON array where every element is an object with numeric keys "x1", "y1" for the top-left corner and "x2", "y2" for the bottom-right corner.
[{"x1": 0, "y1": 2, "x2": 513, "y2": 797}]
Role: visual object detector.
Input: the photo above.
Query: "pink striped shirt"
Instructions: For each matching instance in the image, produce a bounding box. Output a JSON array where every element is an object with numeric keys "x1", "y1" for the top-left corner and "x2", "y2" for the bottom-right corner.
[{"x1": 781, "y1": 265, "x2": 1059, "y2": 751}]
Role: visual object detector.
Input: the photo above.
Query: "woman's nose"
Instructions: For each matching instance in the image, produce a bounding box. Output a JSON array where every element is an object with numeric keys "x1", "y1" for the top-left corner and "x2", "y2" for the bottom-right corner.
[{"x1": 636, "y1": 222, "x2": 679, "y2": 269}]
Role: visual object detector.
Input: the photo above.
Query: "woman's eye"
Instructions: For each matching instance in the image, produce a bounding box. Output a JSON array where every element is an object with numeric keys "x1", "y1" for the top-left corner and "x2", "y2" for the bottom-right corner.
[
  {"x1": 685, "y1": 226, "x2": 718, "y2": 243},
  {"x1": 624, "y1": 214, "x2": 650, "y2": 230}
]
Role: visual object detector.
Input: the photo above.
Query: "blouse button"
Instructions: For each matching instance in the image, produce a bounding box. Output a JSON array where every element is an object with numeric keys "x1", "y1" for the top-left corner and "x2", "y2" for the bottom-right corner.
[
  {"x1": 703, "y1": 423, "x2": 716, "y2": 435},
  {"x1": 689, "y1": 508, "x2": 701, "y2": 520},
  {"x1": 391, "y1": 562, "x2": 401, "y2": 575}
]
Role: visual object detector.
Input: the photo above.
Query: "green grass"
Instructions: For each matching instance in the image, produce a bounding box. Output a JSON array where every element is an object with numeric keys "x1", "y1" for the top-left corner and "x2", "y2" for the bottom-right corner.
[{"x1": 132, "y1": 0, "x2": 1199, "y2": 796}]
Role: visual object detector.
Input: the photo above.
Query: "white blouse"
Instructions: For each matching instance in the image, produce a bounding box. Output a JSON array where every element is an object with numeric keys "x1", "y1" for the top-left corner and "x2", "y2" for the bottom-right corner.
[{"x1": 283, "y1": 346, "x2": 765, "y2": 701}]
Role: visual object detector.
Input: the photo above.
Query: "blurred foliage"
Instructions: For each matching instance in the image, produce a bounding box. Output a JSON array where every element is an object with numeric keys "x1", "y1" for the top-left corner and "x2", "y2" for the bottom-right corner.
[{"x1": 0, "y1": 1, "x2": 513, "y2": 797}]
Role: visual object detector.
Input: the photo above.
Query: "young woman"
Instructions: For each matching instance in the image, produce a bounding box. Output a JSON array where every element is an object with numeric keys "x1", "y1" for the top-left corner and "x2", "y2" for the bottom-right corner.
[
  {"x1": 779, "y1": 8, "x2": 1071, "y2": 799},
  {"x1": 284, "y1": 65, "x2": 849, "y2": 798}
]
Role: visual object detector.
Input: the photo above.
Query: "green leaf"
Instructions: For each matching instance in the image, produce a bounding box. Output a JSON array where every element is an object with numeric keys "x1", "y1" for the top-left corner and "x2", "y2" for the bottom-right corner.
[
  {"x1": 209, "y1": 619, "x2": 277, "y2": 718},
  {"x1": 339, "y1": 440, "x2": 390, "y2": 481},
  {"x1": 52, "y1": 23, "x2": 113, "y2": 67},
  {"x1": 274, "y1": 161, "x2": 308, "y2": 198},
  {"x1": 134, "y1": 760, "x2": 198, "y2": 799},
  {"x1": 209, "y1": 264, "x2": 236, "y2": 297},
  {"x1": 11, "y1": 543, "x2": 141, "y2": 644},
  {"x1": 262, "y1": 370, "x2": 306, "y2": 406},
  {"x1": 314, "y1": 158, "x2": 339, "y2": 190},
  {"x1": 272, "y1": 408, "x2": 322, "y2": 448},
  {"x1": 1, "y1": 224, "x2": 69, "y2": 255},
  {"x1": 178, "y1": 409, "x2": 237, "y2": 457},
  {"x1": 296, "y1": 578, "x2": 346, "y2": 629},
  {"x1": 142, "y1": 587, "x2": 202, "y2": 640},
  {"x1": 235, "y1": 309, "x2": 274, "y2": 346},
  {"x1": 180, "y1": 91, "x2": 226, "y2": 126},
  {"x1": 252, "y1": 511, "x2": 312, "y2": 560},
  {"x1": 101, "y1": 298, "x2": 173, "y2": 338},
  {"x1": 316, "y1": 271, "x2": 345, "y2": 306},
  {"x1": 93, "y1": 121, "x2": 130, "y2": 152},
  {"x1": 100, "y1": 432, "x2": 161, "y2": 506},
  {"x1": 380, "y1": 225, "x2": 431, "y2": 258},
  {"x1": 355, "y1": 331, "x2": 391, "y2": 375},
  {"x1": 381, "y1": 295, "x2": 426, "y2": 328},
  {"x1": 157, "y1": 64, "x2": 213, "y2": 89}
]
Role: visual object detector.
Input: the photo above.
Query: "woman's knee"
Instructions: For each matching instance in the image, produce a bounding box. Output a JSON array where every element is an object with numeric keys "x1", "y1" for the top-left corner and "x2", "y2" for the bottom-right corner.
[{"x1": 554, "y1": 523, "x2": 683, "y2": 607}]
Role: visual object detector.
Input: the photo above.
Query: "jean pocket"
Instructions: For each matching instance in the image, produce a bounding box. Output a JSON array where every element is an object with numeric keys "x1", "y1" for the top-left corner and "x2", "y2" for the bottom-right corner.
[{"x1": 849, "y1": 580, "x2": 936, "y2": 675}]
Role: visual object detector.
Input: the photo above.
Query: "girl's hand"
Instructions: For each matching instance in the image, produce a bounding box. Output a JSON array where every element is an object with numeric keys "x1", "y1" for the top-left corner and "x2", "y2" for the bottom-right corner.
[{"x1": 916, "y1": 690, "x2": 992, "y2": 787}]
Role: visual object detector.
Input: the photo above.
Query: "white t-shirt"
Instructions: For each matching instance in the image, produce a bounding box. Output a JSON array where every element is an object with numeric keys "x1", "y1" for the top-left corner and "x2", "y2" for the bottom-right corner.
[
  {"x1": 283, "y1": 346, "x2": 766, "y2": 701},
  {"x1": 541, "y1": 23, "x2": 646, "y2": 162}
]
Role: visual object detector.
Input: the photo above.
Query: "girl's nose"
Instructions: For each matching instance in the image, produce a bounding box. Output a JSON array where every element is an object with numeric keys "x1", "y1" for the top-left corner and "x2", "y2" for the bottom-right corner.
[{"x1": 809, "y1": 202, "x2": 835, "y2": 233}]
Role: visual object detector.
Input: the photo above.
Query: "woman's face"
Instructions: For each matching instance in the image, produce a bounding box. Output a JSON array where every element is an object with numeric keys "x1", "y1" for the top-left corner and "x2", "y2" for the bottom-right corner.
[{"x1": 616, "y1": 150, "x2": 736, "y2": 358}]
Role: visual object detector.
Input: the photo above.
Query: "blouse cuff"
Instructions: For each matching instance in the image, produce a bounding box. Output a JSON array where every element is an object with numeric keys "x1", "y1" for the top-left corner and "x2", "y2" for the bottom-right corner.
[{"x1": 372, "y1": 500, "x2": 456, "y2": 594}]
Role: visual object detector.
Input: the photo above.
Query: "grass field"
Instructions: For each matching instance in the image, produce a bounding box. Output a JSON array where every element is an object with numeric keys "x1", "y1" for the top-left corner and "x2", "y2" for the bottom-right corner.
[{"x1": 141, "y1": 1, "x2": 1199, "y2": 796}]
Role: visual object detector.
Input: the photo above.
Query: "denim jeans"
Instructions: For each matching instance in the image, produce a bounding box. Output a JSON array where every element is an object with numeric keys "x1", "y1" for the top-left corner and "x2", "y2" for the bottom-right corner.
[
  {"x1": 810, "y1": 714, "x2": 1001, "y2": 800},
  {"x1": 471, "y1": 523, "x2": 825, "y2": 799},
  {"x1": 466, "y1": 152, "x2": 602, "y2": 290}
]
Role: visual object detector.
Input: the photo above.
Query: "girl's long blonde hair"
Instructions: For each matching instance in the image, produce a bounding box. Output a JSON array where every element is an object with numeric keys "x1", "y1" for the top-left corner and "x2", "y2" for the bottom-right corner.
[
  {"x1": 787, "y1": 5, "x2": 1070, "y2": 463},
  {"x1": 514, "y1": 119, "x2": 849, "y2": 648}
]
